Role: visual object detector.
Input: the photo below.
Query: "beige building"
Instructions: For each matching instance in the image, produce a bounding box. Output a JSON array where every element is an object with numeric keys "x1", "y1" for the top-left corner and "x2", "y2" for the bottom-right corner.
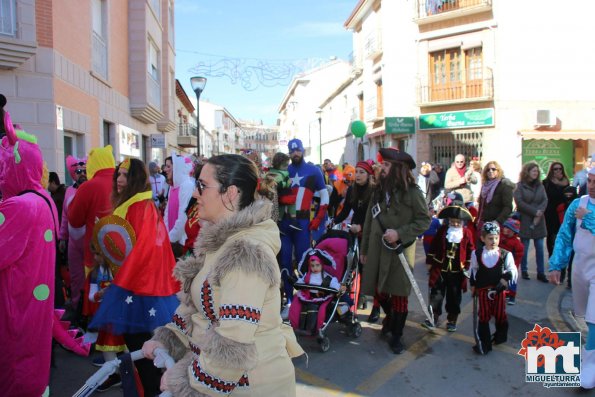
[
  {"x1": 240, "y1": 121, "x2": 280, "y2": 163},
  {"x1": 0, "y1": 0, "x2": 176, "y2": 183},
  {"x1": 341, "y1": 0, "x2": 595, "y2": 179}
]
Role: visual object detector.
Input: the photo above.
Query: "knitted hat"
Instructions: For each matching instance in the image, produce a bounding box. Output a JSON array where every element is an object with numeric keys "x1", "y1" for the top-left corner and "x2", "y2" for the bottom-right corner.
[
  {"x1": 356, "y1": 160, "x2": 374, "y2": 175},
  {"x1": 502, "y1": 218, "x2": 520, "y2": 234},
  {"x1": 482, "y1": 221, "x2": 500, "y2": 235}
]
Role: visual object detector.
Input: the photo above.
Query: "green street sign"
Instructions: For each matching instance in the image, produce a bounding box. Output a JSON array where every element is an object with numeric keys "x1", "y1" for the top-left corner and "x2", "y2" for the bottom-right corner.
[
  {"x1": 419, "y1": 108, "x2": 494, "y2": 130},
  {"x1": 385, "y1": 117, "x2": 416, "y2": 134}
]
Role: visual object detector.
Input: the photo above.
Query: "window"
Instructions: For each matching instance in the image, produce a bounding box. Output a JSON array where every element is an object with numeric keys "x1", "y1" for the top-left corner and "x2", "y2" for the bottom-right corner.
[
  {"x1": 150, "y1": 0, "x2": 161, "y2": 19},
  {"x1": 0, "y1": 0, "x2": 15, "y2": 36},
  {"x1": 429, "y1": 46, "x2": 483, "y2": 101},
  {"x1": 168, "y1": 1, "x2": 174, "y2": 44},
  {"x1": 430, "y1": 131, "x2": 483, "y2": 167},
  {"x1": 148, "y1": 39, "x2": 159, "y2": 81},
  {"x1": 91, "y1": 0, "x2": 108, "y2": 78},
  {"x1": 376, "y1": 80, "x2": 383, "y2": 118}
]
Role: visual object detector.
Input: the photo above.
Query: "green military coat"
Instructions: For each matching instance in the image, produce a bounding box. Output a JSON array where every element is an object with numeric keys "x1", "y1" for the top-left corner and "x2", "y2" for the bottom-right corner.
[{"x1": 361, "y1": 187, "x2": 431, "y2": 297}]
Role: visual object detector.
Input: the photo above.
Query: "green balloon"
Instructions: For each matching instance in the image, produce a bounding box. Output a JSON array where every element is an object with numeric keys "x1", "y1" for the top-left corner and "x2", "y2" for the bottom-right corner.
[{"x1": 351, "y1": 120, "x2": 367, "y2": 138}]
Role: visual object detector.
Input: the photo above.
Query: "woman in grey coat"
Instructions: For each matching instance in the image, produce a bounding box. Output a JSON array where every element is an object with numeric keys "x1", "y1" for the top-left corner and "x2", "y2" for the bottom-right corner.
[{"x1": 513, "y1": 162, "x2": 548, "y2": 282}]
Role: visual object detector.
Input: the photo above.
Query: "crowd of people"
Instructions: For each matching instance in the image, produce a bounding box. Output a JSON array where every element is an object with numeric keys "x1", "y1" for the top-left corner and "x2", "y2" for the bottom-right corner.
[{"x1": 2, "y1": 106, "x2": 594, "y2": 395}]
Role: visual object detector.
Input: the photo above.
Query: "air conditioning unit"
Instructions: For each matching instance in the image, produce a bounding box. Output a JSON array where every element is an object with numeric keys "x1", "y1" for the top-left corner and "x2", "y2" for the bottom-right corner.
[{"x1": 535, "y1": 109, "x2": 556, "y2": 127}]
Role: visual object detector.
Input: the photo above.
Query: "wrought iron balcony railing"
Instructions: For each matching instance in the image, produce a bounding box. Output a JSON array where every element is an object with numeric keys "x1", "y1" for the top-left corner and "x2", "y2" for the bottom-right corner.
[
  {"x1": 415, "y1": 0, "x2": 492, "y2": 20},
  {"x1": 417, "y1": 71, "x2": 493, "y2": 106}
]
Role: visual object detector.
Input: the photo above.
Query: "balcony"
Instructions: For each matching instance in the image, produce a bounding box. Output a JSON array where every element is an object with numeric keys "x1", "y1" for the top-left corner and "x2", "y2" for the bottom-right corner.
[
  {"x1": 177, "y1": 123, "x2": 197, "y2": 147},
  {"x1": 414, "y1": 0, "x2": 492, "y2": 24},
  {"x1": 363, "y1": 32, "x2": 382, "y2": 60},
  {"x1": 417, "y1": 70, "x2": 493, "y2": 106}
]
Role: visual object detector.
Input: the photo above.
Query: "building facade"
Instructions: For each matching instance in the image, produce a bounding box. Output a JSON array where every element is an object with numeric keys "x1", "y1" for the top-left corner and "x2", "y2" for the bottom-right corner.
[
  {"x1": 341, "y1": 0, "x2": 594, "y2": 178},
  {"x1": 0, "y1": 0, "x2": 176, "y2": 182}
]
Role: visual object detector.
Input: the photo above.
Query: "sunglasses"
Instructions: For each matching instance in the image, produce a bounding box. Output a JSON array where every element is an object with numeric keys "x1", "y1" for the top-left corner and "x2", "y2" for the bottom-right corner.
[
  {"x1": 70, "y1": 161, "x2": 86, "y2": 167},
  {"x1": 487, "y1": 167, "x2": 498, "y2": 172},
  {"x1": 75, "y1": 168, "x2": 86, "y2": 175},
  {"x1": 195, "y1": 179, "x2": 217, "y2": 195}
]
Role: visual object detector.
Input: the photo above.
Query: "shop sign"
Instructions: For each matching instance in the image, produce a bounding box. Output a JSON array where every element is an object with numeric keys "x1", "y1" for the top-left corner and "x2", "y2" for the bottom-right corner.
[
  {"x1": 119, "y1": 125, "x2": 140, "y2": 158},
  {"x1": 150, "y1": 134, "x2": 166, "y2": 149},
  {"x1": 385, "y1": 117, "x2": 416, "y2": 134},
  {"x1": 521, "y1": 139, "x2": 573, "y2": 178},
  {"x1": 419, "y1": 108, "x2": 494, "y2": 130}
]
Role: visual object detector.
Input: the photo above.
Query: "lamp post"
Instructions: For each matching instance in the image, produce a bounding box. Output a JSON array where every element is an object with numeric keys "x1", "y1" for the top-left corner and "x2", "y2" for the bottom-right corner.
[
  {"x1": 190, "y1": 76, "x2": 207, "y2": 157},
  {"x1": 316, "y1": 108, "x2": 322, "y2": 165}
]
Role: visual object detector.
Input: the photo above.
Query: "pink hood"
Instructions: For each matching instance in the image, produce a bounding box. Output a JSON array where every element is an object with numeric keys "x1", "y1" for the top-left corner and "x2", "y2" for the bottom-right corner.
[{"x1": 0, "y1": 112, "x2": 44, "y2": 199}]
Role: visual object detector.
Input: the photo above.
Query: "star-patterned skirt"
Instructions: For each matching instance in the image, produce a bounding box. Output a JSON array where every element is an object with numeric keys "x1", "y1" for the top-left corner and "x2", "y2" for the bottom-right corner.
[{"x1": 89, "y1": 284, "x2": 179, "y2": 335}]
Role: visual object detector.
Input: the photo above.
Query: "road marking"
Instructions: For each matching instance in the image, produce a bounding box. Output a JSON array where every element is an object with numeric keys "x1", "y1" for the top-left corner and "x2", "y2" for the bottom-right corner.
[
  {"x1": 354, "y1": 300, "x2": 473, "y2": 394},
  {"x1": 295, "y1": 367, "x2": 343, "y2": 395}
]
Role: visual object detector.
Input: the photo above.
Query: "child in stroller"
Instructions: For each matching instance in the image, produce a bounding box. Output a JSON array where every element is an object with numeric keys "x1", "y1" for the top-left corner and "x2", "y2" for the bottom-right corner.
[
  {"x1": 289, "y1": 230, "x2": 362, "y2": 351},
  {"x1": 290, "y1": 251, "x2": 345, "y2": 334}
]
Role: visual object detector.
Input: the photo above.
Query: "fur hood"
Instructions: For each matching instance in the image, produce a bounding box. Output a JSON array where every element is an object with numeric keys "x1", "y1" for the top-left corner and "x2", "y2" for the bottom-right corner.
[{"x1": 174, "y1": 199, "x2": 281, "y2": 293}]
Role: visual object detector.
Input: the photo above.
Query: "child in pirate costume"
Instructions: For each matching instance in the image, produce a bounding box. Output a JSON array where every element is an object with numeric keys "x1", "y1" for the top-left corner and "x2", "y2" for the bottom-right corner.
[
  {"x1": 499, "y1": 218, "x2": 524, "y2": 305},
  {"x1": 425, "y1": 194, "x2": 475, "y2": 332},
  {"x1": 469, "y1": 222, "x2": 518, "y2": 355}
]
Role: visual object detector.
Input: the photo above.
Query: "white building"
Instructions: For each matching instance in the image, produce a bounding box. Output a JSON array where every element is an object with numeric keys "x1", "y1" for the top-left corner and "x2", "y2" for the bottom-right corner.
[
  {"x1": 343, "y1": 0, "x2": 595, "y2": 178},
  {"x1": 277, "y1": 59, "x2": 352, "y2": 164}
]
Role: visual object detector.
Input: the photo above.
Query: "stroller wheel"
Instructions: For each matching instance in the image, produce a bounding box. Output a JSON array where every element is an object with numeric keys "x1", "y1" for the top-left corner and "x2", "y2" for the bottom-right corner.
[
  {"x1": 318, "y1": 336, "x2": 330, "y2": 352},
  {"x1": 352, "y1": 322, "x2": 362, "y2": 338}
]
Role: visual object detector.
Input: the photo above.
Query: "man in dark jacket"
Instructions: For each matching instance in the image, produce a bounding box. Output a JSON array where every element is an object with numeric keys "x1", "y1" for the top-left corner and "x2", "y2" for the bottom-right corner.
[
  {"x1": 360, "y1": 148, "x2": 430, "y2": 354},
  {"x1": 48, "y1": 171, "x2": 67, "y2": 223}
]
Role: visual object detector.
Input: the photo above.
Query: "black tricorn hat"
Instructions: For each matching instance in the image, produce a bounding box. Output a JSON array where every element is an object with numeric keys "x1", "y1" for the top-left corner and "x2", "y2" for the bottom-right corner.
[
  {"x1": 378, "y1": 147, "x2": 416, "y2": 170},
  {"x1": 438, "y1": 205, "x2": 473, "y2": 221}
]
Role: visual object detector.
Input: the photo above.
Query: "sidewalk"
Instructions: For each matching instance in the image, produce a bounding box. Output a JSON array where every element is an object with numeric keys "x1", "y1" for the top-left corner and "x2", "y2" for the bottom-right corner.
[{"x1": 559, "y1": 286, "x2": 589, "y2": 342}]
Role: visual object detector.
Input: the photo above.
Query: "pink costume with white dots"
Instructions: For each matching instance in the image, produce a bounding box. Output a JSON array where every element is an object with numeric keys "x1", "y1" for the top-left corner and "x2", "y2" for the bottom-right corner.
[{"x1": 0, "y1": 111, "x2": 58, "y2": 396}]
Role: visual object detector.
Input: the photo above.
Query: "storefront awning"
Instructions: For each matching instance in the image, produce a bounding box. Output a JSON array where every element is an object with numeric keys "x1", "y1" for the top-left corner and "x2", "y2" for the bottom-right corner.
[{"x1": 519, "y1": 130, "x2": 595, "y2": 140}]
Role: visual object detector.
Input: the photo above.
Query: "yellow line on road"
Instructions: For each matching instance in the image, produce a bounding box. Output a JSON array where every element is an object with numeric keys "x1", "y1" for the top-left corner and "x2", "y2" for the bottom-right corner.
[
  {"x1": 295, "y1": 367, "x2": 344, "y2": 395},
  {"x1": 355, "y1": 300, "x2": 473, "y2": 394}
]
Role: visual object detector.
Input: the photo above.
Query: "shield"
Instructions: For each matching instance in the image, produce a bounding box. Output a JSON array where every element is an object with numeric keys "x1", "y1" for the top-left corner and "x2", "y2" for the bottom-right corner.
[{"x1": 92, "y1": 215, "x2": 136, "y2": 276}]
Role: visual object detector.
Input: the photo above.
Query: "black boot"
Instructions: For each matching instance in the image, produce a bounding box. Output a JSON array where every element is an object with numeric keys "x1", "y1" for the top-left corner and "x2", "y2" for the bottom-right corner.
[
  {"x1": 389, "y1": 311, "x2": 408, "y2": 354},
  {"x1": 473, "y1": 321, "x2": 492, "y2": 355},
  {"x1": 367, "y1": 306, "x2": 380, "y2": 323},
  {"x1": 492, "y1": 321, "x2": 508, "y2": 345},
  {"x1": 379, "y1": 298, "x2": 392, "y2": 336}
]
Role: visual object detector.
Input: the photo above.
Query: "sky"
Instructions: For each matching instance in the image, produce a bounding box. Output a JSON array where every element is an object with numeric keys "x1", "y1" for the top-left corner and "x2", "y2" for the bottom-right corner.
[{"x1": 174, "y1": 0, "x2": 356, "y2": 126}]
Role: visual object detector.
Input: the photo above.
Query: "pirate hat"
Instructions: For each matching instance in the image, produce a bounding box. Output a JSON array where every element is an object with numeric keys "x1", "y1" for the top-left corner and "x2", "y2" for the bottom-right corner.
[
  {"x1": 437, "y1": 205, "x2": 473, "y2": 221},
  {"x1": 377, "y1": 147, "x2": 416, "y2": 170}
]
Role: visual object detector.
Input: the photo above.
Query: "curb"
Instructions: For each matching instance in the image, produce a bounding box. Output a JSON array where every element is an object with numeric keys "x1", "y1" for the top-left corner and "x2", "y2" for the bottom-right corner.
[{"x1": 559, "y1": 287, "x2": 589, "y2": 342}]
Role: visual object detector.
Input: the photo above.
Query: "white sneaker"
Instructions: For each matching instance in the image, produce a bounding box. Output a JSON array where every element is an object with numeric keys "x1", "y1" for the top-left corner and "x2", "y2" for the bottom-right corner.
[{"x1": 281, "y1": 304, "x2": 291, "y2": 320}]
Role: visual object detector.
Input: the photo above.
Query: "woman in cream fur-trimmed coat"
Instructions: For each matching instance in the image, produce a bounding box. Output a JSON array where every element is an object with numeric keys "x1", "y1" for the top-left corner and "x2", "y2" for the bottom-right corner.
[{"x1": 143, "y1": 154, "x2": 303, "y2": 396}]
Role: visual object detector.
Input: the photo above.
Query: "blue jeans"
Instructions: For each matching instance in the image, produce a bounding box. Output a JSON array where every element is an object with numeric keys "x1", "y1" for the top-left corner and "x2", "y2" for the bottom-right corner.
[
  {"x1": 280, "y1": 218, "x2": 312, "y2": 305},
  {"x1": 520, "y1": 238, "x2": 545, "y2": 275}
]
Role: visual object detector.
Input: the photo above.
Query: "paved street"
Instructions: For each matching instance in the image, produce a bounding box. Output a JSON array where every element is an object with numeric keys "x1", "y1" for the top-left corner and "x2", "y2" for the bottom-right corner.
[{"x1": 50, "y1": 244, "x2": 588, "y2": 396}]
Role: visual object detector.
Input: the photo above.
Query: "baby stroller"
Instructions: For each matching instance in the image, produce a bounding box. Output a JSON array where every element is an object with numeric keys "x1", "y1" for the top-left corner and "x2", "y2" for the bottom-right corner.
[
  {"x1": 289, "y1": 228, "x2": 362, "y2": 352},
  {"x1": 73, "y1": 349, "x2": 174, "y2": 397}
]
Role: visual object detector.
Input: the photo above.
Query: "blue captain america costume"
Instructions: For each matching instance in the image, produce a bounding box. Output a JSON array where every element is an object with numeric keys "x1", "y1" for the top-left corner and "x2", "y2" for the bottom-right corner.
[{"x1": 280, "y1": 139, "x2": 329, "y2": 306}]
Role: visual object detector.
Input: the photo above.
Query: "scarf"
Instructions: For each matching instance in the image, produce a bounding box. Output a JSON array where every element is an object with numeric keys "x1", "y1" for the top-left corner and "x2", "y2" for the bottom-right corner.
[
  {"x1": 446, "y1": 226, "x2": 464, "y2": 243},
  {"x1": 456, "y1": 165, "x2": 467, "y2": 178},
  {"x1": 481, "y1": 178, "x2": 501, "y2": 204}
]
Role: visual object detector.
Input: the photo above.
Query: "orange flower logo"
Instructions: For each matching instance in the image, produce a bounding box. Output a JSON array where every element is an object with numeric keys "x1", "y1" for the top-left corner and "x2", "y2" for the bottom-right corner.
[{"x1": 518, "y1": 324, "x2": 565, "y2": 367}]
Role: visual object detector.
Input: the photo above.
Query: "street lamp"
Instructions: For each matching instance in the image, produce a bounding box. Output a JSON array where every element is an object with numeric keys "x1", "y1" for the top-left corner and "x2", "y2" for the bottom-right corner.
[
  {"x1": 190, "y1": 76, "x2": 207, "y2": 157},
  {"x1": 316, "y1": 108, "x2": 322, "y2": 165}
]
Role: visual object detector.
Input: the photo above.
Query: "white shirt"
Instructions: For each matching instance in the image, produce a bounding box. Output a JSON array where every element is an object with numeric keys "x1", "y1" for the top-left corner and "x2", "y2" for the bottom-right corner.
[
  {"x1": 150, "y1": 173, "x2": 167, "y2": 205},
  {"x1": 469, "y1": 247, "x2": 518, "y2": 283}
]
